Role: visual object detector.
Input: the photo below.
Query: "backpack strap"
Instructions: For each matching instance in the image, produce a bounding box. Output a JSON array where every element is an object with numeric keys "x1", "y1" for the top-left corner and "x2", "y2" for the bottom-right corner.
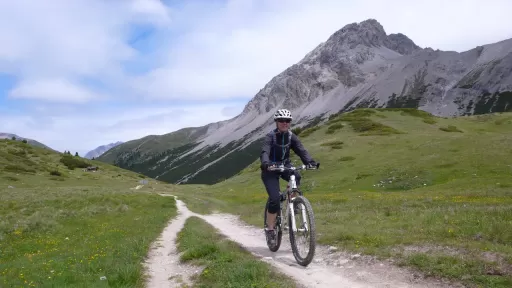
[{"x1": 268, "y1": 129, "x2": 292, "y2": 163}]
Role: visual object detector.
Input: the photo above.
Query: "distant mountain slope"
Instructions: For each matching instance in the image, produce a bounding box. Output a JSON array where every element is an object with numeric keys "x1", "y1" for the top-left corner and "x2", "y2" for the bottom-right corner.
[
  {"x1": 0, "y1": 133, "x2": 55, "y2": 151},
  {"x1": 98, "y1": 126, "x2": 210, "y2": 164},
  {"x1": 97, "y1": 18, "x2": 512, "y2": 185},
  {"x1": 84, "y1": 141, "x2": 124, "y2": 159}
]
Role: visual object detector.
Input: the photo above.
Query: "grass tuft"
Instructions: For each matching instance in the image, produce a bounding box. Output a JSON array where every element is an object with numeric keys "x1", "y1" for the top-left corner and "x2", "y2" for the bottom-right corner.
[
  {"x1": 176, "y1": 216, "x2": 297, "y2": 287},
  {"x1": 339, "y1": 156, "x2": 356, "y2": 161},
  {"x1": 439, "y1": 125, "x2": 463, "y2": 133},
  {"x1": 3, "y1": 164, "x2": 36, "y2": 174},
  {"x1": 333, "y1": 109, "x2": 404, "y2": 135},
  {"x1": 49, "y1": 170, "x2": 62, "y2": 176},
  {"x1": 326, "y1": 123, "x2": 344, "y2": 134},
  {"x1": 300, "y1": 126, "x2": 320, "y2": 138}
]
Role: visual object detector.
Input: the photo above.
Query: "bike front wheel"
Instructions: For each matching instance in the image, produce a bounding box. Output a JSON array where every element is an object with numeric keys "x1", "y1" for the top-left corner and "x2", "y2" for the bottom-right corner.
[{"x1": 288, "y1": 195, "x2": 316, "y2": 266}]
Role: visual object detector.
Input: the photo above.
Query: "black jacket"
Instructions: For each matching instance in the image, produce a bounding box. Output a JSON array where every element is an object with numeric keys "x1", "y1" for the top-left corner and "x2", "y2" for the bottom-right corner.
[{"x1": 260, "y1": 129, "x2": 314, "y2": 166}]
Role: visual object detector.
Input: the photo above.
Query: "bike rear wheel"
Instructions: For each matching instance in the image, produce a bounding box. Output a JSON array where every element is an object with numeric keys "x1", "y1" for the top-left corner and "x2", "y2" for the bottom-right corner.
[
  {"x1": 288, "y1": 195, "x2": 316, "y2": 266},
  {"x1": 264, "y1": 198, "x2": 283, "y2": 252}
]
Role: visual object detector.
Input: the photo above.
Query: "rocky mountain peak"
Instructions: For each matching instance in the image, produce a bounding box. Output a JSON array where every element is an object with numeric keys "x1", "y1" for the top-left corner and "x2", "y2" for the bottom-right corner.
[
  {"x1": 327, "y1": 18, "x2": 388, "y2": 49},
  {"x1": 387, "y1": 33, "x2": 421, "y2": 55},
  {"x1": 239, "y1": 19, "x2": 421, "y2": 118},
  {"x1": 326, "y1": 19, "x2": 420, "y2": 55}
]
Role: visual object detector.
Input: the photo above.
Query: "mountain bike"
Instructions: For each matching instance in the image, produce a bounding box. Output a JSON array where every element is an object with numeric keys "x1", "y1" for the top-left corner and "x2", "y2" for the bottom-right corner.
[{"x1": 263, "y1": 163, "x2": 319, "y2": 267}]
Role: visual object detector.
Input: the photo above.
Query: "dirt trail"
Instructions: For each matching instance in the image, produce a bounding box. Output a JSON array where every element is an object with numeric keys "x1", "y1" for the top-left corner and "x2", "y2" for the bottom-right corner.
[
  {"x1": 144, "y1": 195, "x2": 459, "y2": 288},
  {"x1": 143, "y1": 195, "x2": 201, "y2": 287}
]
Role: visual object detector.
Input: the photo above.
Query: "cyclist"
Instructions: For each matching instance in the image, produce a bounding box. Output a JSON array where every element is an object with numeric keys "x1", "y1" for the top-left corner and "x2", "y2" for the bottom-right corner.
[{"x1": 260, "y1": 108, "x2": 319, "y2": 246}]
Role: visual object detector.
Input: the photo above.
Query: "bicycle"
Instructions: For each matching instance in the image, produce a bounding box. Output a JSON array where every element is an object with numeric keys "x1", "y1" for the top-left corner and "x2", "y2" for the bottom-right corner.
[{"x1": 263, "y1": 162, "x2": 319, "y2": 267}]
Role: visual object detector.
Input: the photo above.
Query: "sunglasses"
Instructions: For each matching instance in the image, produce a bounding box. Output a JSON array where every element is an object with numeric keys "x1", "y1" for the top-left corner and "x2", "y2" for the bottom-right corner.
[{"x1": 276, "y1": 118, "x2": 291, "y2": 123}]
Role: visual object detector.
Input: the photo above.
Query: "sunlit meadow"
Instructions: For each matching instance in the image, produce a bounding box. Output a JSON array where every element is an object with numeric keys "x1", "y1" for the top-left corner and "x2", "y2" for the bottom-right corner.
[{"x1": 0, "y1": 140, "x2": 178, "y2": 287}]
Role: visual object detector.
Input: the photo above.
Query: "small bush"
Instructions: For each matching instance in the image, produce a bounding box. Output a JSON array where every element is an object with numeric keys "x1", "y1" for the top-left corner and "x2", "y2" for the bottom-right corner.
[
  {"x1": 339, "y1": 109, "x2": 376, "y2": 121},
  {"x1": 49, "y1": 170, "x2": 62, "y2": 176},
  {"x1": 494, "y1": 116, "x2": 512, "y2": 125},
  {"x1": 439, "y1": 125, "x2": 463, "y2": 133},
  {"x1": 300, "y1": 126, "x2": 320, "y2": 138},
  {"x1": 377, "y1": 108, "x2": 438, "y2": 124},
  {"x1": 3, "y1": 175, "x2": 19, "y2": 181},
  {"x1": 398, "y1": 108, "x2": 433, "y2": 118},
  {"x1": 339, "y1": 156, "x2": 356, "y2": 161},
  {"x1": 328, "y1": 113, "x2": 341, "y2": 121},
  {"x1": 291, "y1": 127, "x2": 303, "y2": 135},
  {"x1": 3, "y1": 164, "x2": 36, "y2": 174},
  {"x1": 326, "y1": 123, "x2": 344, "y2": 134},
  {"x1": 337, "y1": 109, "x2": 403, "y2": 135},
  {"x1": 321, "y1": 140, "x2": 343, "y2": 149},
  {"x1": 349, "y1": 119, "x2": 403, "y2": 135},
  {"x1": 321, "y1": 140, "x2": 343, "y2": 146},
  {"x1": 356, "y1": 172, "x2": 373, "y2": 179},
  {"x1": 59, "y1": 155, "x2": 90, "y2": 170},
  {"x1": 7, "y1": 148, "x2": 27, "y2": 157}
]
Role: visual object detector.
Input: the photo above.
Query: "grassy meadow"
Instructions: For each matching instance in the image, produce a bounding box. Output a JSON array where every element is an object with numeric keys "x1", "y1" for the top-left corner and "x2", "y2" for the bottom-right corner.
[
  {"x1": 173, "y1": 108, "x2": 512, "y2": 287},
  {"x1": 0, "y1": 140, "x2": 178, "y2": 287}
]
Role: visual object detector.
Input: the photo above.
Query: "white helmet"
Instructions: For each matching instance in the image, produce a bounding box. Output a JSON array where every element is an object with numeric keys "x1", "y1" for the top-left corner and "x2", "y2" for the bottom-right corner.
[{"x1": 273, "y1": 109, "x2": 292, "y2": 121}]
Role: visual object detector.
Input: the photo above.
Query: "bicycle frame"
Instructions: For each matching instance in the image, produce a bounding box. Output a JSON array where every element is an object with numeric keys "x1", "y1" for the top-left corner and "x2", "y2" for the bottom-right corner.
[{"x1": 270, "y1": 164, "x2": 312, "y2": 234}]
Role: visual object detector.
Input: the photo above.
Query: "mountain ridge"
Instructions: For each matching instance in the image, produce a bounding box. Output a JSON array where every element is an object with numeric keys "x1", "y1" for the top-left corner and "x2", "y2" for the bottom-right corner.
[
  {"x1": 0, "y1": 132, "x2": 55, "y2": 151},
  {"x1": 97, "y1": 18, "x2": 512, "y2": 185},
  {"x1": 84, "y1": 141, "x2": 124, "y2": 159}
]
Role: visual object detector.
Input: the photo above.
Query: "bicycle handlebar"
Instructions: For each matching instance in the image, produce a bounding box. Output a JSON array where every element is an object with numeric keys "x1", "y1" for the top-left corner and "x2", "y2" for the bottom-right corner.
[{"x1": 267, "y1": 163, "x2": 320, "y2": 172}]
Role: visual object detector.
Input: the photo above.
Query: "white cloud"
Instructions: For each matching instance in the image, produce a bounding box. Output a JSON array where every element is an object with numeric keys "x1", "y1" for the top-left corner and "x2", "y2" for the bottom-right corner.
[
  {"x1": 0, "y1": 0, "x2": 168, "y2": 102},
  {"x1": 1, "y1": 0, "x2": 512, "y2": 153},
  {"x1": 130, "y1": 0, "x2": 172, "y2": 26},
  {"x1": 8, "y1": 78, "x2": 103, "y2": 103}
]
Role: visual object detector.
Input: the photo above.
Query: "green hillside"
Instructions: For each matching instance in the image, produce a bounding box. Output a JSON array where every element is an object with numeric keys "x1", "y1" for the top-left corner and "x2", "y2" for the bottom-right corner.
[
  {"x1": 173, "y1": 108, "x2": 512, "y2": 287},
  {"x1": 0, "y1": 133, "x2": 55, "y2": 151},
  {"x1": 98, "y1": 126, "x2": 209, "y2": 164},
  {"x1": 97, "y1": 125, "x2": 267, "y2": 185},
  {"x1": 0, "y1": 139, "x2": 178, "y2": 287}
]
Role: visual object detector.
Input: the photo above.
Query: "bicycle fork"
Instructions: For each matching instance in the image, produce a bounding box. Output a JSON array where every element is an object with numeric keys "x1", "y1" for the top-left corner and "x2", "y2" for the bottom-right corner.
[{"x1": 289, "y1": 200, "x2": 309, "y2": 233}]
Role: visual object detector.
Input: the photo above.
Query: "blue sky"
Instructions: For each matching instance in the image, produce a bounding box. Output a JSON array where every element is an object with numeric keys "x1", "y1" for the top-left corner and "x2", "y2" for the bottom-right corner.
[{"x1": 1, "y1": 0, "x2": 511, "y2": 155}]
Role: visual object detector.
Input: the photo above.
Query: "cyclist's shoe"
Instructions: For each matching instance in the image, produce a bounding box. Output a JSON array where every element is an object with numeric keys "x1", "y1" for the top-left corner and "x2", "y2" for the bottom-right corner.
[{"x1": 265, "y1": 229, "x2": 277, "y2": 246}]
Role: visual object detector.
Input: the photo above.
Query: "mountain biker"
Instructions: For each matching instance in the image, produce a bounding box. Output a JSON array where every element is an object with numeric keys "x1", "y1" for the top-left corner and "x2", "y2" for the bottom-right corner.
[{"x1": 260, "y1": 108, "x2": 319, "y2": 246}]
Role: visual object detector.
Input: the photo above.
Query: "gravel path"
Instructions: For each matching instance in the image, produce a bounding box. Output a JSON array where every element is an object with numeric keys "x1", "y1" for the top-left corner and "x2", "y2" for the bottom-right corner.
[{"x1": 144, "y1": 194, "x2": 460, "y2": 288}]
